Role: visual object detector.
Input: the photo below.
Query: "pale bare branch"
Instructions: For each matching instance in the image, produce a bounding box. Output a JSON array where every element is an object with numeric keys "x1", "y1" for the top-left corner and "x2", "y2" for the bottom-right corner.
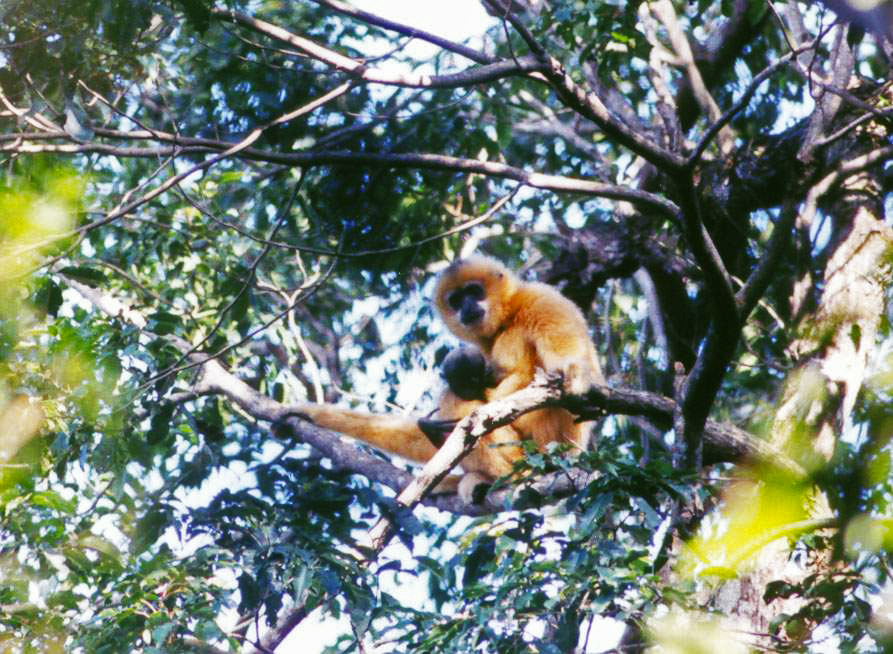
[{"x1": 214, "y1": 9, "x2": 537, "y2": 88}]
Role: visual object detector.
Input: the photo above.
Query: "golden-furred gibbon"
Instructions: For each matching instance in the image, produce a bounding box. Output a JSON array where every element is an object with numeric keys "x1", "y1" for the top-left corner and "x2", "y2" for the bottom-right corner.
[{"x1": 290, "y1": 255, "x2": 603, "y2": 501}]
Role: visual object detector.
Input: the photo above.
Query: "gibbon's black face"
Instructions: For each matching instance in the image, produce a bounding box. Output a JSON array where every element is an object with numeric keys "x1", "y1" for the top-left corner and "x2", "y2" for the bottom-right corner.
[{"x1": 446, "y1": 282, "x2": 485, "y2": 326}]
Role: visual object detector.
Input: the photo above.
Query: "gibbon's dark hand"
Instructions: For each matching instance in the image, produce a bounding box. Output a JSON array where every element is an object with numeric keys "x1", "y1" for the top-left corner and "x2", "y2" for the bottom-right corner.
[{"x1": 417, "y1": 417, "x2": 458, "y2": 448}]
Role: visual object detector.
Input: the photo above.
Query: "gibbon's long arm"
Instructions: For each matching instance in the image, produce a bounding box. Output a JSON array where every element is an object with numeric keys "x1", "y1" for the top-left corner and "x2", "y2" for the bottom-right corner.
[
  {"x1": 292, "y1": 403, "x2": 440, "y2": 463},
  {"x1": 289, "y1": 346, "x2": 496, "y2": 463}
]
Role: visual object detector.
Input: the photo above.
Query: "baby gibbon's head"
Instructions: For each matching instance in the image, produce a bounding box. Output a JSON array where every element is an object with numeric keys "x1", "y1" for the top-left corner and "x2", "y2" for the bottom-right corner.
[{"x1": 434, "y1": 256, "x2": 518, "y2": 344}]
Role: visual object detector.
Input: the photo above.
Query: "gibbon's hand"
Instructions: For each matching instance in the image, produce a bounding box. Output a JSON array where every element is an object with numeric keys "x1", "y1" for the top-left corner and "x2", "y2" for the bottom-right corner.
[{"x1": 417, "y1": 417, "x2": 458, "y2": 448}]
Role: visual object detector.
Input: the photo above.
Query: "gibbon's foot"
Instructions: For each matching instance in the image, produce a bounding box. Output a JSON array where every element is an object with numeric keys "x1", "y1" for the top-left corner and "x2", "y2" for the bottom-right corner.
[
  {"x1": 417, "y1": 417, "x2": 458, "y2": 447},
  {"x1": 457, "y1": 472, "x2": 491, "y2": 505},
  {"x1": 271, "y1": 408, "x2": 313, "y2": 435}
]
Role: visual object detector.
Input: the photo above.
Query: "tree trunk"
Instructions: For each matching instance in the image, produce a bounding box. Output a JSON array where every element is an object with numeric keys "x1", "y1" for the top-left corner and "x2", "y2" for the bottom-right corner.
[{"x1": 707, "y1": 171, "x2": 892, "y2": 648}]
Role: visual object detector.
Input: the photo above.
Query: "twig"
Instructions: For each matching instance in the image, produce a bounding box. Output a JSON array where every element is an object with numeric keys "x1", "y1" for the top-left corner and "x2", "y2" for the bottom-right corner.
[
  {"x1": 305, "y1": 0, "x2": 495, "y2": 65},
  {"x1": 688, "y1": 45, "x2": 812, "y2": 169},
  {"x1": 79, "y1": 81, "x2": 353, "y2": 235},
  {"x1": 184, "y1": 183, "x2": 521, "y2": 258},
  {"x1": 214, "y1": 9, "x2": 537, "y2": 88}
]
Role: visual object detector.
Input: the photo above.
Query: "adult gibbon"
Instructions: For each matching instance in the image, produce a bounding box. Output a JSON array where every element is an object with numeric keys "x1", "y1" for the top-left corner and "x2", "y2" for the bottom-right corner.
[{"x1": 290, "y1": 256, "x2": 603, "y2": 501}]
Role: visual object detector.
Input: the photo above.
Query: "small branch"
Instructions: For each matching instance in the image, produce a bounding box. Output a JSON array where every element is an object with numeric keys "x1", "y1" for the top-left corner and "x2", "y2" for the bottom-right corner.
[
  {"x1": 687, "y1": 45, "x2": 811, "y2": 169},
  {"x1": 305, "y1": 0, "x2": 495, "y2": 65},
  {"x1": 481, "y1": 0, "x2": 544, "y2": 57},
  {"x1": 75, "y1": 81, "x2": 351, "y2": 235},
  {"x1": 651, "y1": 0, "x2": 733, "y2": 154},
  {"x1": 214, "y1": 9, "x2": 536, "y2": 88},
  {"x1": 7, "y1": 134, "x2": 680, "y2": 219},
  {"x1": 812, "y1": 109, "x2": 892, "y2": 149},
  {"x1": 514, "y1": 89, "x2": 604, "y2": 159},
  {"x1": 797, "y1": 24, "x2": 855, "y2": 163},
  {"x1": 672, "y1": 361, "x2": 689, "y2": 468}
]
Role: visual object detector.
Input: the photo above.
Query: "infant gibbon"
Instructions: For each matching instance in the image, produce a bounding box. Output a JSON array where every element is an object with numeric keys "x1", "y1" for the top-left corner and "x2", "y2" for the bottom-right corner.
[{"x1": 291, "y1": 255, "x2": 603, "y2": 502}]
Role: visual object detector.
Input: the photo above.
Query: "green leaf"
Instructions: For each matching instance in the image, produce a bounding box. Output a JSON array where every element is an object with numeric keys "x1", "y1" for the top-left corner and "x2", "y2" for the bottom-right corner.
[
  {"x1": 850, "y1": 323, "x2": 861, "y2": 350},
  {"x1": 33, "y1": 278, "x2": 64, "y2": 316},
  {"x1": 238, "y1": 572, "x2": 261, "y2": 613},
  {"x1": 146, "y1": 311, "x2": 181, "y2": 335},
  {"x1": 28, "y1": 490, "x2": 76, "y2": 514},
  {"x1": 462, "y1": 536, "x2": 496, "y2": 587},
  {"x1": 59, "y1": 266, "x2": 107, "y2": 287},
  {"x1": 174, "y1": 0, "x2": 211, "y2": 33},
  {"x1": 148, "y1": 402, "x2": 175, "y2": 445},
  {"x1": 132, "y1": 506, "x2": 168, "y2": 555}
]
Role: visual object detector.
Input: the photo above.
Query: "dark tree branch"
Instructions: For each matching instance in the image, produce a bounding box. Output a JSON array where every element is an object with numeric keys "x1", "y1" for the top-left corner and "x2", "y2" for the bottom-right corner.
[
  {"x1": 8, "y1": 132, "x2": 678, "y2": 220},
  {"x1": 305, "y1": 0, "x2": 496, "y2": 65},
  {"x1": 737, "y1": 202, "x2": 799, "y2": 319},
  {"x1": 213, "y1": 9, "x2": 536, "y2": 88},
  {"x1": 241, "y1": 603, "x2": 310, "y2": 654},
  {"x1": 671, "y1": 173, "x2": 741, "y2": 468}
]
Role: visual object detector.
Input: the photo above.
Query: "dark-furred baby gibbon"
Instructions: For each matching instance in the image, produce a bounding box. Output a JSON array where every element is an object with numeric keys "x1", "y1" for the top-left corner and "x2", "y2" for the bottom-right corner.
[{"x1": 290, "y1": 256, "x2": 603, "y2": 501}]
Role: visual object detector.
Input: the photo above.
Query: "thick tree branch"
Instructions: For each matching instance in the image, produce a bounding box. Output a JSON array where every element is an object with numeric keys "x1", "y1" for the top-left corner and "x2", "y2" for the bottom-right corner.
[
  {"x1": 572, "y1": 383, "x2": 803, "y2": 476},
  {"x1": 670, "y1": 173, "x2": 741, "y2": 468},
  {"x1": 9, "y1": 132, "x2": 679, "y2": 220},
  {"x1": 240, "y1": 603, "x2": 310, "y2": 654}
]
